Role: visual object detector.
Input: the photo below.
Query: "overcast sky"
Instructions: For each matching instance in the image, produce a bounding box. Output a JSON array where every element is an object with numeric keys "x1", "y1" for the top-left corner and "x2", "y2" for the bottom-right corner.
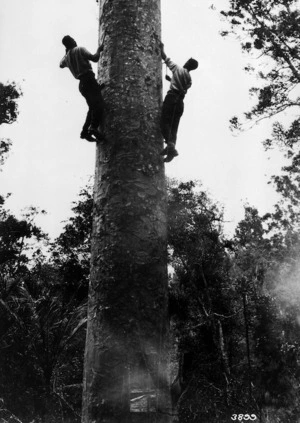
[{"x1": 0, "y1": 0, "x2": 288, "y2": 238}]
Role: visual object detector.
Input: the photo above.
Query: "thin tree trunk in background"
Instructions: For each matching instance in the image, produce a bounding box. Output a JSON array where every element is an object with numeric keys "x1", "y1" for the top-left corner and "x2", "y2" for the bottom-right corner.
[
  {"x1": 242, "y1": 293, "x2": 252, "y2": 400},
  {"x1": 82, "y1": 1, "x2": 171, "y2": 422}
]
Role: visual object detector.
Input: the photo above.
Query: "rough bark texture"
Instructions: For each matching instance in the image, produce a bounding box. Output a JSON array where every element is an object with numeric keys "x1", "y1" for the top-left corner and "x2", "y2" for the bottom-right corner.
[{"x1": 82, "y1": 1, "x2": 171, "y2": 422}]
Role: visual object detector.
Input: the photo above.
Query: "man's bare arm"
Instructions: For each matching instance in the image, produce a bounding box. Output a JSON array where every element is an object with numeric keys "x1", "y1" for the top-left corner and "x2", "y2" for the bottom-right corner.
[
  {"x1": 160, "y1": 42, "x2": 167, "y2": 61},
  {"x1": 88, "y1": 43, "x2": 104, "y2": 62},
  {"x1": 59, "y1": 57, "x2": 67, "y2": 68}
]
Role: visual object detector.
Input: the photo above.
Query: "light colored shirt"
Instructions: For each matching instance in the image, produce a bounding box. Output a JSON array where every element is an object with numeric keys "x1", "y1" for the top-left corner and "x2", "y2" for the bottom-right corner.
[
  {"x1": 165, "y1": 57, "x2": 192, "y2": 95},
  {"x1": 60, "y1": 46, "x2": 100, "y2": 79}
]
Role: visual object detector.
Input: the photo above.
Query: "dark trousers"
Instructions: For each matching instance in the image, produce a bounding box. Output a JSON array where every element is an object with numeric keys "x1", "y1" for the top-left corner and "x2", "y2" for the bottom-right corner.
[
  {"x1": 79, "y1": 72, "x2": 104, "y2": 133},
  {"x1": 160, "y1": 91, "x2": 184, "y2": 145}
]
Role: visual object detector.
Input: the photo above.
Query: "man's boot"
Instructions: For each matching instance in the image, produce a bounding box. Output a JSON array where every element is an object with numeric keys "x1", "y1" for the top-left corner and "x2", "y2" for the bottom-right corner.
[
  {"x1": 80, "y1": 130, "x2": 97, "y2": 142},
  {"x1": 88, "y1": 126, "x2": 105, "y2": 141},
  {"x1": 164, "y1": 142, "x2": 179, "y2": 163}
]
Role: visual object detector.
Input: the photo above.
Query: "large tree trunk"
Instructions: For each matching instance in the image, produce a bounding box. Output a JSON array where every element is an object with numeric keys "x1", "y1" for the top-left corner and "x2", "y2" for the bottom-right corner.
[{"x1": 82, "y1": 1, "x2": 171, "y2": 422}]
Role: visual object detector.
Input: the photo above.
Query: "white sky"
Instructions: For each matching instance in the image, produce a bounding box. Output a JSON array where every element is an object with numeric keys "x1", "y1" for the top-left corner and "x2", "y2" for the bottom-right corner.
[{"x1": 0, "y1": 0, "x2": 289, "y2": 239}]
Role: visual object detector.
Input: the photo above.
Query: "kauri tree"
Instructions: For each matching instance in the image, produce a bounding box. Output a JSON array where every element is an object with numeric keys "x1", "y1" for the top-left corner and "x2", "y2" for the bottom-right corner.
[{"x1": 82, "y1": 1, "x2": 170, "y2": 422}]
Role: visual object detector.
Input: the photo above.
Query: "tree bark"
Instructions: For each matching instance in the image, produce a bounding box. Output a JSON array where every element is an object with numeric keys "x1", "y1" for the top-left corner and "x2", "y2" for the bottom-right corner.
[{"x1": 82, "y1": 1, "x2": 171, "y2": 422}]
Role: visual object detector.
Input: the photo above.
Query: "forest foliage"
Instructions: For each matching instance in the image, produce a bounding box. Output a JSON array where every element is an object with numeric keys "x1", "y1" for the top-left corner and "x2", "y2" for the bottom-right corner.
[{"x1": 1, "y1": 176, "x2": 300, "y2": 422}]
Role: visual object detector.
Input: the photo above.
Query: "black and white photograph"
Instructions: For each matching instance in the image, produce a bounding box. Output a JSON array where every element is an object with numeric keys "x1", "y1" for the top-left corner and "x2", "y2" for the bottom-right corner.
[{"x1": 0, "y1": 0, "x2": 299, "y2": 422}]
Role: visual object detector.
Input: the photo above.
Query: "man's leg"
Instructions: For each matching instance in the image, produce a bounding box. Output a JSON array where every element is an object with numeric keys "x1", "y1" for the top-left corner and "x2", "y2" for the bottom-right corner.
[
  {"x1": 79, "y1": 79, "x2": 97, "y2": 141},
  {"x1": 160, "y1": 94, "x2": 175, "y2": 144},
  {"x1": 87, "y1": 78, "x2": 105, "y2": 138},
  {"x1": 160, "y1": 95, "x2": 177, "y2": 157},
  {"x1": 80, "y1": 110, "x2": 95, "y2": 141},
  {"x1": 79, "y1": 76, "x2": 104, "y2": 141},
  {"x1": 170, "y1": 101, "x2": 184, "y2": 146},
  {"x1": 82, "y1": 110, "x2": 91, "y2": 134},
  {"x1": 164, "y1": 99, "x2": 184, "y2": 163}
]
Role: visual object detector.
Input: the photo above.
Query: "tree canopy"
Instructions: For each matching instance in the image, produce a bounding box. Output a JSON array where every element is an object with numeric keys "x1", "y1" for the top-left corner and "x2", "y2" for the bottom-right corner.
[
  {"x1": 0, "y1": 81, "x2": 22, "y2": 171},
  {"x1": 220, "y1": 0, "x2": 300, "y2": 127},
  {"x1": 0, "y1": 81, "x2": 21, "y2": 126}
]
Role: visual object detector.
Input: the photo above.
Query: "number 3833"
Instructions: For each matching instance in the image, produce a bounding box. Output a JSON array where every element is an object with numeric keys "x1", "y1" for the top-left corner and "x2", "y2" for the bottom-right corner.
[{"x1": 231, "y1": 415, "x2": 257, "y2": 421}]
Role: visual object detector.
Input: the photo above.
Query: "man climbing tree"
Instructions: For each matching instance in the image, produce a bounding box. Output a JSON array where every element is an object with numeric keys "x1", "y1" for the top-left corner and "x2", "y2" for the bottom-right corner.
[
  {"x1": 82, "y1": 1, "x2": 171, "y2": 422},
  {"x1": 60, "y1": 35, "x2": 105, "y2": 142},
  {"x1": 160, "y1": 43, "x2": 198, "y2": 163}
]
